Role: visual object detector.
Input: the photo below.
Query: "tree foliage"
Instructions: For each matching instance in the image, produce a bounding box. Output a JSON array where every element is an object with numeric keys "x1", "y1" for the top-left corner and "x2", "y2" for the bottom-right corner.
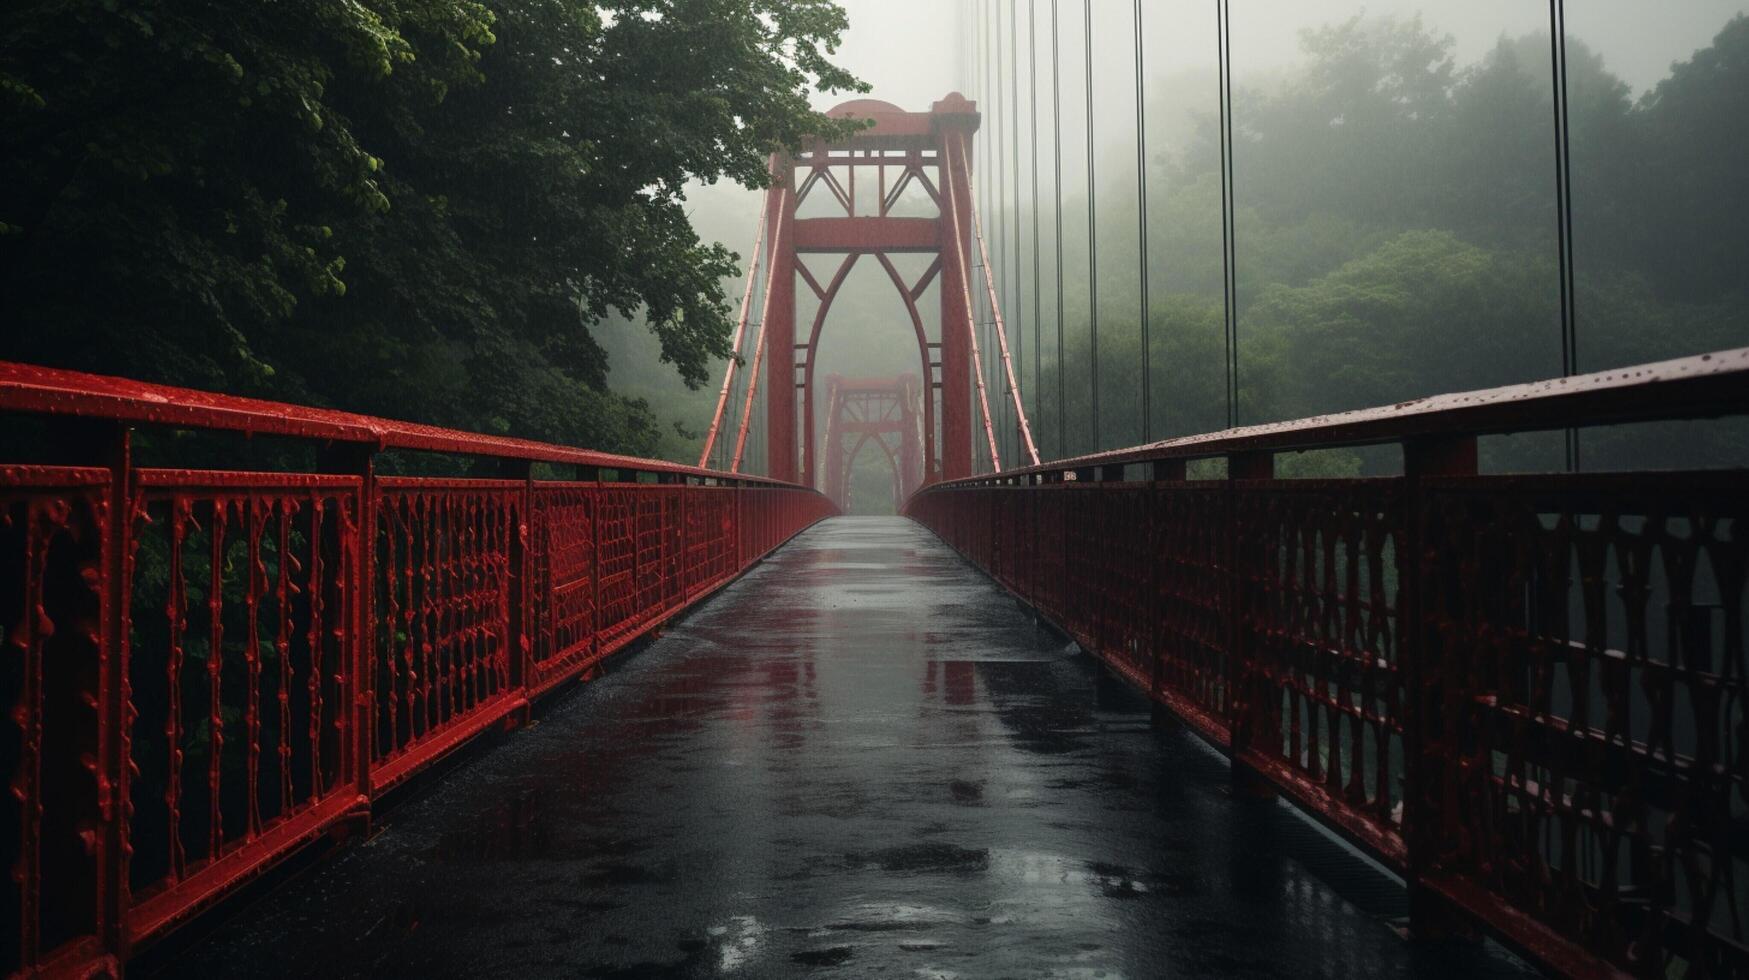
[{"x1": 1, "y1": 0, "x2": 864, "y2": 454}]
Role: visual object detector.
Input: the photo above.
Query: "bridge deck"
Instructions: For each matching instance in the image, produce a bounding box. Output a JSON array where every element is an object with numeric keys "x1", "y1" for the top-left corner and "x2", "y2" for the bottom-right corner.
[{"x1": 161, "y1": 517, "x2": 1530, "y2": 978}]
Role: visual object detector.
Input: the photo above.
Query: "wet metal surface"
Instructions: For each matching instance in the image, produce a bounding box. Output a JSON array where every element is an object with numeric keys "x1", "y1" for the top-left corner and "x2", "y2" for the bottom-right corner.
[{"x1": 162, "y1": 518, "x2": 1532, "y2": 979}]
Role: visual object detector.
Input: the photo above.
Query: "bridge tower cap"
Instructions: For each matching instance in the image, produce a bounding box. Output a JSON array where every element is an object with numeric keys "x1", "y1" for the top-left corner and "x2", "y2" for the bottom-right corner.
[{"x1": 931, "y1": 92, "x2": 980, "y2": 131}]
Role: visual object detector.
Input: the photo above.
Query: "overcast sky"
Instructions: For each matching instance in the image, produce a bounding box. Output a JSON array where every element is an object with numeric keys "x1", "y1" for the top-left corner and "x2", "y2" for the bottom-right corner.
[
  {"x1": 688, "y1": 1, "x2": 1746, "y2": 243},
  {"x1": 822, "y1": 0, "x2": 1745, "y2": 113}
]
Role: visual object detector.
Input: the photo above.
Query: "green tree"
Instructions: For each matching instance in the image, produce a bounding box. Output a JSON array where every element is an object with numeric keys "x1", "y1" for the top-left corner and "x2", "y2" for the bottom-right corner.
[
  {"x1": 1620, "y1": 15, "x2": 1749, "y2": 308},
  {"x1": 2, "y1": 0, "x2": 864, "y2": 455},
  {"x1": 1246, "y1": 230, "x2": 1560, "y2": 419}
]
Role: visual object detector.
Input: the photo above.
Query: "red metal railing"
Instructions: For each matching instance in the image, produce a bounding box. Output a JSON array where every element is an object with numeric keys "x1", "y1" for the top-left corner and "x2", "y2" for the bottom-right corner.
[
  {"x1": 906, "y1": 347, "x2": 1749, "y2": 980},
  {"x1": 0, "y1": 361, "x2": 833, "y2": 977}
]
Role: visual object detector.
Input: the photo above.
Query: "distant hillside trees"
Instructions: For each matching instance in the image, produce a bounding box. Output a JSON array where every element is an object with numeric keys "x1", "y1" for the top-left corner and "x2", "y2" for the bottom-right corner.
[{"x1": 1038, "y1": 13, "x2": 1749, "y2": 470}]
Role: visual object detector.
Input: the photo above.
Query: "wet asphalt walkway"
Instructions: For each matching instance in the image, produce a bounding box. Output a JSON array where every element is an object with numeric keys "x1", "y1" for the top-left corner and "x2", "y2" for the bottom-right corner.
[{"x1": 163, "y1": 517, "x2": 1532, "y2": 979}]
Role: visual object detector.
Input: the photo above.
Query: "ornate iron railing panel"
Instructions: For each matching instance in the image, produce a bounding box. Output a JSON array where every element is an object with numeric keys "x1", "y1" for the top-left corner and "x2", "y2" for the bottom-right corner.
[
  {"x1": 0, "y1": 467, "x2": 109, "y2": 976},
  {"x1": 125, "y1": 471, "x2": 360, "y2": 944},
  {"x1": 371, "y1": 479, "x2": 519, "y2": 785},
  {"x1": 1418, "y1": 472, "x2": 1748, "y2": 978},
  {"x1": 1232, "y1": 478, "x2": 1407, "y2": 867},
  {"x1": 1151, "y1": 482, "x2": 1229, "y2": 744},
  {"x1": 906, "y1": 347, "x2": 1749, "y2": 979},
  {"x1": 0, "y1": 361, "x2": 833, "y2": 975},
  {"x1": 529, "y1": 484, "x2": 598, "y2": 693}
]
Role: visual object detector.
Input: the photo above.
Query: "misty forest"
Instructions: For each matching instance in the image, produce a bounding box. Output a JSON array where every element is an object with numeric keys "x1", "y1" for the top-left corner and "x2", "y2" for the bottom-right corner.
[
  {"x1": 1030, "y1": 9, "x2": 1749, "y2": 478},
  {"x1": 5, "y1": 4, "x2": 1747, "y2": 503}
]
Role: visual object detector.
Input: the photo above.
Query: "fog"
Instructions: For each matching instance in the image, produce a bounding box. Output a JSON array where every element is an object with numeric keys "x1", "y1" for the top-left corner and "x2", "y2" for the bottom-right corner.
[{"x1": 607, "y1": 1, "x2": 1749, "y2": 508}]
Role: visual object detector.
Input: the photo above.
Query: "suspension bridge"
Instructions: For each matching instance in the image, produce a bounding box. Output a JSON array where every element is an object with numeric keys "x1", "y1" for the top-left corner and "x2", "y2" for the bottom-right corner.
[{"x1": 2, "y1": 24, "x2": 1748, "y2": 980}]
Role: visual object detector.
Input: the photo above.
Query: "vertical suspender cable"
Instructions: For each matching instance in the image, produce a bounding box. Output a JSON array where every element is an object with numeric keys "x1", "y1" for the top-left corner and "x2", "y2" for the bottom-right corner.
[
  {"x1": 987, "y1": 1, "x2": 997, "y2": 472},
  {"x1": 721, "y1": 298, "x2": 748, "y2": 471},
  {"x1": 1009, "y1": 2, "x2": 1023, "y2": 467},
  {"x1": 993, "y1": 3, "x2": 1007, "y2": 472},
  {"x1": 968, "y1": 180, "x2": 1043, "y2": 466},
  {"x1": 1133, "y1": 0, "x2": 1151, "y2": 443},
  {"x1": 995, "y1": 1, "x2": 1008, "y2": 465},
  {"x1": 974, "y1": 1, "x2": 986, "y2": 471},
  {"x1": 1029, "y1": 0, "x2": 1042, "y2": 449},
  {"x1": 1051, "y1": 0, "x2": 1065, "y2": 459},
  {"x1": 965, "y1": 0, "x2": 979, "y2": 96},
  {"x1": 1084, "y1": 0, "x2": 1099, "y2": 452},
  {"x1": 1216, "y1": 0, "x2": 1238, "y2": 430},
  {"x1": 988, "y1": 16, "x2": 1000, "y2": 466},
  {"x1": 1548, "y1": 0, "x2": 1579, "y2": 471},
  {"x1": 987, "y1": 1, "x2": 998, "y2": 471}
]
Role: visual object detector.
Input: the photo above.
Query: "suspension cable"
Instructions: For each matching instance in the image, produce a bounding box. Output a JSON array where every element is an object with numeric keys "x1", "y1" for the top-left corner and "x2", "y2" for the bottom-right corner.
[
  {"x1": 730, "y1": 315, "x2": 765, "y2": 473},
  {"x1": 1133, "y1": 0, "x2": 1151, "y2": 443},
  {"x1": 1084, "y1": 0, "x2": 1099, "y2": 452},
  {"x1": 1028, "y1": 0, "x2": 1042, "y2": 450},
  {"x1": 699, "y1": 208, "x2": 767, "y2": 467},
  {"x1": 1051, "y1": 0, "x2": 1065, "y2": 459},
  {"x1": 1548, "y1": 0, "x2": 1579, "y2": 471},
  {"x1": 718, "y1": 323, "x2": 742, "y2": 470},
  {"x1": 968, "y1": 179, "x2": 1043, "y2": 467},
  {"x1": 731, "y1": 194, "x2": 784, "y2": 472},
  {"x1": 1216, "y1": 0, "x2": 1238, "y2": 430},
  {"x1": 946, "y1": 131, "x2": 1004, "y2": 471}
]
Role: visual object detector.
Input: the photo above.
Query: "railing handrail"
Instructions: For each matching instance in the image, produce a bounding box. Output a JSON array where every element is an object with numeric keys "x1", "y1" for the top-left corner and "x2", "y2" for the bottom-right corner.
[
  {"x1": 0, "y1": 359, "x2": 811, "y2": 487},
  {"x1": 903, "y1": 346, "x2": 1749, "y2": 978},
  {"x1": 922, "y1": 345, "x2": 1749, "y2": 486},
  {"x1": 0, "y1": 358, "x2": 835, "y2": 976}
]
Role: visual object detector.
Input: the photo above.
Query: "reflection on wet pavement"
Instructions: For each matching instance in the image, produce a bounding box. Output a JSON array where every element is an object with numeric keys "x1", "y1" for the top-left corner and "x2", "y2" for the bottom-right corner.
[{"x1": 161, "y1": 517, "x2": 1532, "y2": 979}]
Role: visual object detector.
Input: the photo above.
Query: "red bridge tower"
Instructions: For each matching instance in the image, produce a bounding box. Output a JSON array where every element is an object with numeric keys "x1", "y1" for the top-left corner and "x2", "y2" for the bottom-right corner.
[
  {"x1": 819, "y1": 373, "x2": 925, "y2": 512},
  {"x1": 763, "y1": 95, "x2": 980, "y2": 484}
]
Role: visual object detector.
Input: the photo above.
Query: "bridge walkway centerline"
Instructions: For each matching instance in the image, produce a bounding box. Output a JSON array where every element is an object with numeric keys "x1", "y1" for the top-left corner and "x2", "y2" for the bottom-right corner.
[{"x1": 160, "y1": 517, "x2": 1532, "y2": 979}]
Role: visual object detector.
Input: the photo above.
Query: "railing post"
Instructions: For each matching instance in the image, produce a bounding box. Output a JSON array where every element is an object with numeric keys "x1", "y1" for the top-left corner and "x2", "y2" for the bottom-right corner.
[
  {"x1": 579, "y1": 466, "x2": 602, "y2": 670},
  {"x1": 679, "y1": 477, "x2": 691, "y2": 601},
  {"x1": 317, "y1": 442, "x2": 377, "y2": 825},
  {"x1": 1029, "y1": 474, "x2": 1040, "y2": 618},
  {"x1": 627, "y1": 472, "x2": 643, "y2": 616},
  {"x1": 1148, "y1": 459, "x2": 1185, "y2": 730},
  {"x1": 1401, "y1": 434, "x2": 1478, "y2": 940},
  {"x1": 1151, "y1": 460, "x2": 1186, "y2": 482},
  {"x1": 498, "y1": 458, "x2": 534, "y2": 720},
  {"x1": 667, "y1": 472, "x2": 685, "y2": 605},
  {"x1": 989, "y1": 484, "x2": 998, "y2": 578},
  {"x1": 39, "y1": 417, "x2": 137, "y2": 971},
  {"x1": 730, "y1": 479, "x2": 742, "y2": 572},
  {"x1": 1227, "y1": 450, "x2": 1276, "y2": 800},
  {"x1": 94, "y1": 421, "x2": 132, "y2": 972},
  {"x1": 1058, "y1": 470, "x2": 1069, "y2": 618},
  {"x1": 1070, "y1": 468, "x2": 1093, "y2": 633}
]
